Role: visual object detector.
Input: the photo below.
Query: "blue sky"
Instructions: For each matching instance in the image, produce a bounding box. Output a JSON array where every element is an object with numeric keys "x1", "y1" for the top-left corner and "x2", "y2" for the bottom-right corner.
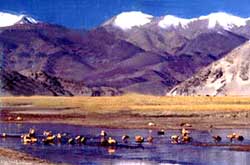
[{"x1": 0, "y1": 0, "x2": 250, "y2": 29}]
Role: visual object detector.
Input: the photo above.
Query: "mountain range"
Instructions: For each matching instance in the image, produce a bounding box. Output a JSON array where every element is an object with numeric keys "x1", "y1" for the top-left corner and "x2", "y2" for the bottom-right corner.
[{"x1": 0, "y1": 11, "x2": 250, "y2": 96}]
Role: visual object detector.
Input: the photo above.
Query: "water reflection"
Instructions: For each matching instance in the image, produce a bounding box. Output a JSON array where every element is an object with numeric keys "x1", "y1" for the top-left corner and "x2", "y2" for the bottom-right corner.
[
  {"x1": 113, "y1": 160, "x2": 156, "y2": 165},
  {"x1": 0, "y1": 123, "x2": 250, "y2": 165},
  {"x1": 108, "y1": 146, "x2": 116, "y2": 155}
]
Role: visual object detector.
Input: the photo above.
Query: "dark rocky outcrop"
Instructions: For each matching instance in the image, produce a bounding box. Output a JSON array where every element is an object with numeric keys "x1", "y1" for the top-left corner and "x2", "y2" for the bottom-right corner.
[{"x1": 168, "y1": 42, "x2": 250, "y2": 96}]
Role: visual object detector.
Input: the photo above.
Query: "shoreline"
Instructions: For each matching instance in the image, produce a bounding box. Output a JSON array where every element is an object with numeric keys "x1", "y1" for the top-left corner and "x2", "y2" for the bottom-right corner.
[
  {"x1": 2, "y1": 108, "x2": 250, "y2": 131},
  {"x1": 0, "y1": 147, "x2": 56, "y2": 165},
  {"x1": 2, "y1": 120, "x2": 250, "y2": 131}
]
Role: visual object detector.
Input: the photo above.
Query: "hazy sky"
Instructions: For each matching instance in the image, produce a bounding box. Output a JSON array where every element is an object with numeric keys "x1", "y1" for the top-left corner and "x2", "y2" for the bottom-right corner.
[{"x1": 0, "y1": 0, "x2": 249, "y2": 29}]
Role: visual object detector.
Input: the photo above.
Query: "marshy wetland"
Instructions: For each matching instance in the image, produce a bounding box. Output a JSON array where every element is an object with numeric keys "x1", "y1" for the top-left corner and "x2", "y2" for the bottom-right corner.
[{"x1": 2, "y1": 95, "x2": 250, "y2": 164}]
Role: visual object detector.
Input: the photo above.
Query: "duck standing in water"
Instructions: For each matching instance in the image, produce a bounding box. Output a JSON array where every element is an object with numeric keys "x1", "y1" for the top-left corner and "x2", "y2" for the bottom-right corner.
[
  {"x1": 56, "y1": 133, "x2": 70, "y2": 144},
  {"x1": 157, "y1": 129, "x2": 165, "y2": 135},
  {"x1": 100, "y1": 130, "x2": 109, "y2": 146},
  {"x1": 75, "y1": 135, "x2": 87, "y2": 144},
  {"x1": 29, "y1": 128, "x2": 36, "y2": 137},
  {"x1": 171, "y1": 135, "x2": 179, "y2": 144},
  {"x1": 122, "y1": 135, "x2": 130, "y2": 143},
  {"x1": 227, "y1": 133, "x2": 244, "y2": 142},
  {"x1": 212, "y1": 135, "x2": 222, "y2": 143},
  {"x1": 181, "y1": 128, "x2": 190, "y2": 136},
  {"x1": 135, "y1": 135, "x2": 144, "y2": 144},
  {"x1": 1, "y1": 133, "x2": 7, "y2": 138},
  {"x1": 100, "y1": 137, "x2": 108, "y2": 146},
  {"x1": 68, "y1": 138, "x2": 75, "y2": 145},
  {"x1": 108, "y1": 137, "x2": 117, "y2": 146},
  {"x1": 181, "y1": 135, "x2": 192, "y2": 143},
  {"x1": 43, "y1": 130, "x2": 52, "y2": 137},
  {"x1": 42, "y1": 131, "x2": 55, "y2": 144},
  {"x1": 236, "y1": 135, "x2": 244, "y2": 142},
  {"x1": 147, "y1": 136, "x2": 154, "y2": 143},
  {"x1": 56, "y1": 133, "x2": 63, "y2": 143},
  {"x1": 100, "y1": 130, "x2": 107, "y2": 137},
  {"x1": 22, "y1": 134, "x2": 38, "y2": 144},
  {"x1": 22, "y1": 128, "x2": 38, "y2": 144},
  {"x1": 43, "y1": 135, "x2": 56, "y2": 144},
  {"x1": 180, "y1": 128, "x2": 192, "y2": 143},
  {"x1": 227, "y1": 133, "x2": 237, "y2": 142}
]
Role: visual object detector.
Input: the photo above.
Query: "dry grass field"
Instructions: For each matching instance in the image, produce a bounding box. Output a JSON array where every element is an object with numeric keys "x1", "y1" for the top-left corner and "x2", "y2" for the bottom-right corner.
[
  {"x1": 2, "y1": 94, "x2": 250, "y2": 111},
  {"x1": 1, "y1": 94, "x2": 250, "y2": 129}
]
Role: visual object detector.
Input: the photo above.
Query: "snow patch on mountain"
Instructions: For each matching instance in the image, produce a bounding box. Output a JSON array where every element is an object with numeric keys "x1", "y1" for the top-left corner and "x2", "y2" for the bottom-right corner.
[
  {"x1": 113, "y1": 11, "x2": 153, "y2": 30},
  {"x1": 159, "y1": 12, "x2": 249, "y2": 30},
  {"x1": 0, "y1": 12, "x2": 37, "y2": 27},
  {"x1": 158, "y1": 15, "x2": 194, "y2": 29}
]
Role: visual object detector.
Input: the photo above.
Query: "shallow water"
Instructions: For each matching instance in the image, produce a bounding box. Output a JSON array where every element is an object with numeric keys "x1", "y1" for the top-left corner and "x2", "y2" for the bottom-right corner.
[{"x1": 0, "y1": 123, "x2": 250, "y2": 165}]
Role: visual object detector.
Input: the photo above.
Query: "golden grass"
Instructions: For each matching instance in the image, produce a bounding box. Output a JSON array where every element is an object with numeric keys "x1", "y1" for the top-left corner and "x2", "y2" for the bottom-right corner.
[{"x1": 2, "y1": 94, "x2": 250, "y2": 113}]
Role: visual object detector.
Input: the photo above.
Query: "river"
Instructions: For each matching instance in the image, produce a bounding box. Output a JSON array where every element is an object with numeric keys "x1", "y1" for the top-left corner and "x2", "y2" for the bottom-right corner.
[{"x1": 0, "y1": 123, "x2": 250, "y2": 165}]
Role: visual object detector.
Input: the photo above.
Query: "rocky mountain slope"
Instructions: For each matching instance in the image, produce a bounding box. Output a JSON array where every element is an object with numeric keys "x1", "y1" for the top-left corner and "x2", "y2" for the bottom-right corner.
[
  {"x1": 168, "y1": 41, "x2": 250, "y2": 96},
  {"x1": 0, "y1": 68, "x2": 71, "y2": 96},
  {"x1": 1, "y1": 11, "x2": 250, "y2": 96},
  {"x1": 0, "y1": 68, "x2": 120, "y2": 96}
]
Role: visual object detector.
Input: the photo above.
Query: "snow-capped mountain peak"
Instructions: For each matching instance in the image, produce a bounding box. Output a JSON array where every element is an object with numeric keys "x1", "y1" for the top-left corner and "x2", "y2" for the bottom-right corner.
[
  {"x1": 199, "y1": 12, "x2": 248, "y2": 30},
  {"x1": 113, "y1": 11, "x2": 153, "y2": 30},
  {"x1": 108, "y1": 11, "x2": 250, "y2": 31},
  {"x1": 158, "y1": 12, "x2": 250, "y2": 30},
  {"x1": 0, "y1": 12, "x2": 37, "y2": 27}
]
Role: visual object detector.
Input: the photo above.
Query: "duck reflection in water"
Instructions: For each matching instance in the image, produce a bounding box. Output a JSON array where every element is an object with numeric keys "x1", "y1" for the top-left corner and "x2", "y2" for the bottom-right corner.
[{"x1": 108, "y1": 146, "x2": 116, "y2": 155}]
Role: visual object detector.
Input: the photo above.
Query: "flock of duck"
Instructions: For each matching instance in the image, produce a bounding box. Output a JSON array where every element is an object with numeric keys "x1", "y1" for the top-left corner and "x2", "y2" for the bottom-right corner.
[{"x1": 0, "y1": 125, "x2": 245, "y2": 147}]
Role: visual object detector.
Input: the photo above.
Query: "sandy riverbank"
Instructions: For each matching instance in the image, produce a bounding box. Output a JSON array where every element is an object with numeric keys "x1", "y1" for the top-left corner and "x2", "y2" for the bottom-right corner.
[{"x1": 0, "y1": 147, "x2": 56, "y2": 165}]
